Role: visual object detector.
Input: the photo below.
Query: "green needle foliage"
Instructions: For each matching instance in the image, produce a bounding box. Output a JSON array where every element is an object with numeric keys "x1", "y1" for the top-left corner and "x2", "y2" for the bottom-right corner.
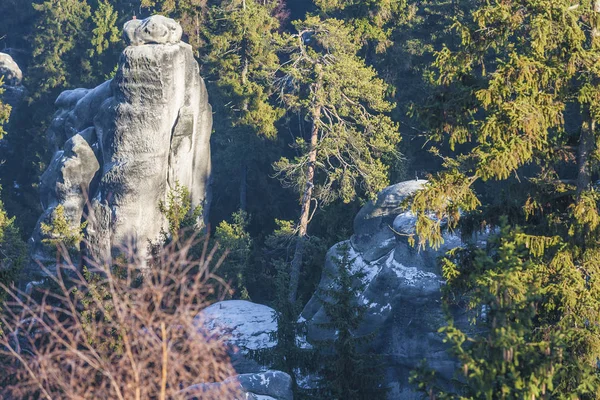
[
  {"x1": 40, "y1": 205, "x2": 87, "y2": 251},
  {"x1": 274, "y1": 15, "x2": 400, "y2": 303},
  {"x1": 0, "y1": 77, "x2": 11, "y2": 141},
  {"x1": 312, "y1": 243, "x2": 387, "y2": 400},
  {"x1": 410, "y1": 1, "x2": 600, "y2": 397},
  {"x1": 29, "y1": 0, "x2": 93, "y2": 99},
  {"x1": 0, "y1": 197, "x2": 26, "y2": 304}
]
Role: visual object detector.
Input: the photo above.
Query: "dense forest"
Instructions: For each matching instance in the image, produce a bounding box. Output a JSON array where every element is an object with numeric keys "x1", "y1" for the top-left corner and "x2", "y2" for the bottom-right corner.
[{"x1": 2, "y1": 0, "x2": 600, "y2": 399}]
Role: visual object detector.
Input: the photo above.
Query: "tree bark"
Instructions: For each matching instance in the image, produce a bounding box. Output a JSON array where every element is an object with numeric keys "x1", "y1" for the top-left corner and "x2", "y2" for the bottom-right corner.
[
  {"x1": 288, "y1": 105, "x2": 321, "y2": 304},
  {"x1": 577, "y1": 1, "x2": 600, "y2": 196},
  {"x1": 577, "y1": 117, "x2": 595, "y2": 197}
]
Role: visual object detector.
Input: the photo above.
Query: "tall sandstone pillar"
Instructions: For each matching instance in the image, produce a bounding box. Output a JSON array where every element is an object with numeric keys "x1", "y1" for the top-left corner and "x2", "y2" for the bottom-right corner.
[{"x1": 27, "y1": 16, "x2": 212, "y2": 277}]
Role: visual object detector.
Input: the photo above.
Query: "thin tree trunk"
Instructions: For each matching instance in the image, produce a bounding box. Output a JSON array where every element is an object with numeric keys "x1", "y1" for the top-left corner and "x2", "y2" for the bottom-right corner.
[
  {"x1": 288, "y1": 106, "x2": 321, "y2": 304},
  {"x1": 577, "y1": 1, "x2": 600, "y2": 196},
  {"x1": 577, "y1": 117, "x2": 595, "y2": 197}
]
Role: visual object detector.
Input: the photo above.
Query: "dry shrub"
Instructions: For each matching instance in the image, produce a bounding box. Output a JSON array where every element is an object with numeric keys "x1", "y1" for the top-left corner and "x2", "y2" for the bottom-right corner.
[{"x1": 0, "y1": 236, "x2": 241, "y2": 400}]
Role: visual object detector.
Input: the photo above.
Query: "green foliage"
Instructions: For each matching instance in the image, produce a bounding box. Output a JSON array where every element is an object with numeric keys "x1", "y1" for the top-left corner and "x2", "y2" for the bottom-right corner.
[
  {"x1": 0, "y1": 77, "x2": 11, "y2": 141},
  {"x1": 0, "y1": 197, "x2": 26, "y2": 303},
  {"x1": 90, "y1": 1, "x2": 119, "y2": 57},
  {"x1": 315, "y1": 0, "x2": 408, "y2": 54},
  {"x1": 76, "y1": 267, "x2": 123, "y2": 354},
  {"x1": 311, "y1": 243, "x2": 387, "y2": 399},
  {"x1": 274, "y1": 15, "x2": 401, "y2": 204},
  {"x1": 203, "y1": 0, "x2": 286, "y2": 227},
  {"x1": 408, "y1": 1, "x2": 600, "y2": 397},
  {"x1": 158, "y1": 181, "x2": 202, "y2": 241},
  {"x1": 413, "y1": 224, "x2": 600, "y2": 399},
  {"x1": 214, "y1": 210, "x2": 252, "y2": 297},
  {"x1": 40, "y1": 205, "x2": 87, "y2": 250},
  {"x1": 30, "y1": 0, "x2": 93, "y2": 99},
  {"x1": 251, "y1": 259, "x2": 314, "y2": 397}
]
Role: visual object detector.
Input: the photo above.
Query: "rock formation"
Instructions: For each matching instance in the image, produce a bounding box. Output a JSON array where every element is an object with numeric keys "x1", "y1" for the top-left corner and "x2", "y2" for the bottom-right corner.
[
  {"x1": 180, "y1": 370, "x2": 293, "y2": 400},
  {"x1": 0, "y1": 52, "x2": 26, "y2": 108},
  {"x1": 195, "y1": 300, "x2": 293, "y2": 399},
  {"x1": 27, "y1": 16, "x2": 213, "y2": 277},
  {"x1": 197, "y1": 300, "x2": 278, "y2": 373},
  {"x1": 300, "y1": 180, "x2": 469, "y2": 399}
]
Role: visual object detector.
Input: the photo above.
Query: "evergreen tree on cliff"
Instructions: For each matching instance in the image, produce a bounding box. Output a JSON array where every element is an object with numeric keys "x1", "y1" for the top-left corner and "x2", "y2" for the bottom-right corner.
[
  {"x1": 312, "y1": 243, "x2": 387, "y2": 399},
  {"x1": 274, "y1": 16, "x2": 400, "y2": 304},
  {"x1": 410, "y1": 0, "x2": 600, "y2": 396}
]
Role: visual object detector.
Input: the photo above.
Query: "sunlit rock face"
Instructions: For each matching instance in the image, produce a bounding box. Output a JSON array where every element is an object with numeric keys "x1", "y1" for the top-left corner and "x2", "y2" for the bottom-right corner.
[
  {"x1": 301, "y1": 180, "x2": 469, "y2": 399},
  {"x1": 27, "y1": 16, "x2": 212, "y2": 277},
  {"x1": 0, "y1": 52, "x2": 26, "y2": 108}
]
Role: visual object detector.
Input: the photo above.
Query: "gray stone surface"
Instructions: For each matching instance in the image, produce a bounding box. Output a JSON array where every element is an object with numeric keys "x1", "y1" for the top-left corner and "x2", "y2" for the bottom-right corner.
[
  {"x1": 180, "y1": 370, "x2": 293, "y2": 400},
  {"x1": 196, "y1": 300, "x2": 277, "y2": 374},
  {"x1": 300, "y1": 180, "x2": 466, "y2": 399},
  {"x1": 0, "y1": 52, "x2": 22, "y2": 86},
  {"x1": 124, "y1": 15, "x2": 183, "y2": 46},
  {"x1": 27, "y1": 16, "x2": 212, "y2": 277},
  {"x1": 0, "y1": 52, "x2": 26, "y2": 108}
]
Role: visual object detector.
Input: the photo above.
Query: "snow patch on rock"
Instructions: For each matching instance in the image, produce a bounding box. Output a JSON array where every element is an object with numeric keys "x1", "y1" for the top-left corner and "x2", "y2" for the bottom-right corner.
[
  {"x1": 384, "y1": 250, "x2": 438, "y2": 285},
  {"x1": 196, "y1": 300, "x2": 277, "y2": 352}
]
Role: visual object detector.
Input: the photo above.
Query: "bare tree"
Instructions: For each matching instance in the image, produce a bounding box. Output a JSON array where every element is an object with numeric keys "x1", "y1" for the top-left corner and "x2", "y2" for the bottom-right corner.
[{"x1": 0, "y1": 236, "x2": 242, "y2": 400}]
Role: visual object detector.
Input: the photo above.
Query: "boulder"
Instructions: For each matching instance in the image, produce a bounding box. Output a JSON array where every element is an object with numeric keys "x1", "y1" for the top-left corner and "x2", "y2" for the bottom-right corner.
[
  {"x1": 27, "y1": 16, "x2": 212, "y2": 277},
  {"x1": 197, "y1": 300, "x2": 277, "y2": 374},
  {"x1": 0, "y1": 52, "x2": 22, "y2": 86},
  {"x1": 198, "y1": 300, "x2": 277, "y2": 352},
  {"x1": 301, "y1": 180, "x2": 467, "y2": 399},
  {"x1": 180, "y1": 370, "x2": 293, "y2": 400},
  {"x1": 0, "y1": 52, "x2": 26, "y2": 108}
]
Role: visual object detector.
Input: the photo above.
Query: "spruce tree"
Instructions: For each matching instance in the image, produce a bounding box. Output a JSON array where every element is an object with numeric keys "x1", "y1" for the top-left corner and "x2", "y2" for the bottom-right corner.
[
  {"x1": 410, "y1": 1, "x2": 600, "y2": 396},
  {"x1": 274, "y1": 15, "x2": 400, "y2": 304},
  {"x1": 312, "y1": 243, "x2": 387, "y2": 399}
]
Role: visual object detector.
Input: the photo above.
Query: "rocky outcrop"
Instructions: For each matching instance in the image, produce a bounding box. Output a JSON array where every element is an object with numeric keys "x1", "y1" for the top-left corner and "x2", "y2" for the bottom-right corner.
[
  {"x1": 198, "y1": 300, "x2": 278, "y2": 352},
  {"x1": 301, "y1": 180, "x2": 468, "y2": 399},
  {"x1": 0, "y1": 52, "x2": 26, "y2": 108},
  {"x1": 194, "y1": 301, "x2": 291, "y2": 399},
  {"x1": 27, "y1": 16, "x2": 213, "y2": 277},
  {"x1": 181, "y1": 370, "x2": 293, "y2": 400},
  {"x1": 197, "y1": 300, "x2": 278, "y2": 373}
]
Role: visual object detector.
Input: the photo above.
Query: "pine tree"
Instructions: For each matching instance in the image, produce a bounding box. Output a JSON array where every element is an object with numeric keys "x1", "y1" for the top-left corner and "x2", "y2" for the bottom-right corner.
[
  {"x1": 311, "y1": 243, "x2": 387, "y2": 400},
  {"x1": 214, "y1": 210, "x2": 252, "y2": 297},
  {"x1": 274, "y1": 16, "x2": 400, "y2": 304},
  {"x1": 410, "y1": 1, "x2": 600, "y2": 396}
]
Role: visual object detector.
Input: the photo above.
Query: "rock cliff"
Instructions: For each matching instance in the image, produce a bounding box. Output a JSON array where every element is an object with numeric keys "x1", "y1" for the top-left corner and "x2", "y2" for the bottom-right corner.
[
  {"x1": 27, "y1": 16, "x2": 213, "y2": 277},
  {"x1": 301, "y1": 180, "x2": 469, "y2": 399}
]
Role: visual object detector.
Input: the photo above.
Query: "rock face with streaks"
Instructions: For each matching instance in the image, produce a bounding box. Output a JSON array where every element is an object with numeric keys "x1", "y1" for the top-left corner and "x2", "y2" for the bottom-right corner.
[
  {"x1": 301, "y1": 180, "x2": 468, "y2": 399},
  {"x1": 27, "y1": 16, "x2": 212, "y2": 277}
]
